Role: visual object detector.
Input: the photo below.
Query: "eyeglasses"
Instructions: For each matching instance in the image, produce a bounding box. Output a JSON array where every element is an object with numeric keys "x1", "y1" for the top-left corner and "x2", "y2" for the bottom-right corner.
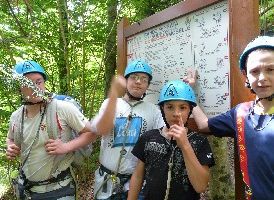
[{"x1": 128, "y1": 74, "x2": 149, "y2": 83}]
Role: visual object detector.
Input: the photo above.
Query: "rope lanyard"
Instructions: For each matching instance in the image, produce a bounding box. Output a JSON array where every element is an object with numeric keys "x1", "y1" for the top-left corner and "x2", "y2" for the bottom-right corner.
[
  {"x1": 236, "y1": 102, "x2": 253, "y2": 200},
  {"x1": 164, "y1": 146, "x2": 174, "y2": 200},
  {"x1": 19, "y1": 104, "x2": 47, "y2": 173},
  {"x1": 113, "y1": 99, "x2": 143, "y2": 173},
  {"x1": 163, "y1": 129, "x2": 194, "y2": 200}
]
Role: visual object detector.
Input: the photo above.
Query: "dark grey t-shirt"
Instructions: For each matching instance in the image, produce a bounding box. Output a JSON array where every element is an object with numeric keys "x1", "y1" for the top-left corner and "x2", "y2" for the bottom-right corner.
[{"x1": 132, "y1": 128, "x2": 215, "y2": 200}]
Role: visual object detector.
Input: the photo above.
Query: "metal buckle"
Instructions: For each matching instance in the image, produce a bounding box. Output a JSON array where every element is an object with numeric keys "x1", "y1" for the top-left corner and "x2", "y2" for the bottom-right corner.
[{"x1": 112, "y1": 176, "x2": 123, "y2": 194}]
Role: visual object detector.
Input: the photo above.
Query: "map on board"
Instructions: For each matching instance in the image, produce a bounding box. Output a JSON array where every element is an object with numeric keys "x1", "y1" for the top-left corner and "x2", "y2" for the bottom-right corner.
[{"x1": 127, "y1": 0, "x2": 230, "y2": 117}]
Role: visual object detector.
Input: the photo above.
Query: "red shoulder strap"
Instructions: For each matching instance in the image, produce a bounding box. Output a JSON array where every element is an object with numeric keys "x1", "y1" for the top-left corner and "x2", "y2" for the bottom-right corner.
[
  {"x1": 236, "y1": 101, "x2": 253, "y2": 200},
  {"x1": 56, "y1": 112, "x2": 63, "y2": 133},
  {"x1": 47, "y1": 99, "x2": 62, "y2": 139}
]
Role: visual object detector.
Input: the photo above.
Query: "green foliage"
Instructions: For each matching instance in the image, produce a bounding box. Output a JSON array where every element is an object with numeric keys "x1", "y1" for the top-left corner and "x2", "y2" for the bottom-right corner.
[
  {"x1": 0, "y1": 75, "x2": 20, "y2": 194},
  {"x1": 0, "y1": 0, "x2": 273, "y2": 199},
  {"x1": 260, "y1": 0, "x2": 274, "y2": 35},
  {"x1": 0, "y1": 1, "x2": 109, "y2": 197}
]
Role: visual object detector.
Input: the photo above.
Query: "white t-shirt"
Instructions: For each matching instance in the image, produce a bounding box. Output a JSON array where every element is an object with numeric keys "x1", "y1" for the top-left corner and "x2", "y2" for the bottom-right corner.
[
  {"x1": 93, "y1": 98, "x2": 165, "y2": 199},
  {"x1": 8, "y1": 100, "x2": 88, "y2": 192}
]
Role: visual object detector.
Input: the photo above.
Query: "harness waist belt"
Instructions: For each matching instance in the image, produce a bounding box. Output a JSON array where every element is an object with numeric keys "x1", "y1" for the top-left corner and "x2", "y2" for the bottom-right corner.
[
  {"x1": 99, "y1": 164, "x2": 131, "y2": 180},
  {"x1": 26, "y1": 168, "x2": 71, "y2": 187}
]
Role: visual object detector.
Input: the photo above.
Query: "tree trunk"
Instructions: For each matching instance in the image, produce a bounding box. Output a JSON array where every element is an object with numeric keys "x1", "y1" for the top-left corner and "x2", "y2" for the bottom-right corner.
[
  {"x1": 208, "y1": 137, "x2": 235, "y2": 200},
  {"x1": 104, "y1": 0, "x2": 118, "y2": 98},
  {"x1": 57, "y1": 0, "x2": 70, "y2": 94},
  {"x1": 79, "y1": 3, "x2": 87, "y2": 112}
]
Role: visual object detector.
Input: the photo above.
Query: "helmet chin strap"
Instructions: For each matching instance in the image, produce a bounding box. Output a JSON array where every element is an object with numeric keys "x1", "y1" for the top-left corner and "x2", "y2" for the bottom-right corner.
[
  {"x1": 245, "y1": 80, "x2": 274, "y2": 102},
  {"x1": 159, "y1": 105, "x2": 193, "y2": 129},
  {"x1": 126, "y1": 90, "x2": 146, "y2": 101},
  {"x1": 22, "y1": 101, "x2": 44, "y2": 105},
  {"x1": 256, "y1": 93, "x2": 274, "y2": 104},
  {"x1": 160, "y1": 105, "x2": 193, "y2": 148},
  {"x1": 21, "y1": 96, "x2": 45, "y2": 105},
  {"x1": 160, "y1": 106, "x2": 169, "y2": 129},
  {"x1": 245, "y1": 82, "x2": 256, "y2": 94}
]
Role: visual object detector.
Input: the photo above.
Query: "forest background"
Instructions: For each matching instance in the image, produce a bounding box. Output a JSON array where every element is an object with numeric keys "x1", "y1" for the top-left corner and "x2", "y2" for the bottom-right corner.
[{"x1": 0, "y1": 0, "x2": 273, "y2": 199}]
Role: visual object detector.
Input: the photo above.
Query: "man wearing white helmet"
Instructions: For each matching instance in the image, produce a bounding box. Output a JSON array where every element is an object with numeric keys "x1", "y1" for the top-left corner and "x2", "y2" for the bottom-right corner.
[
  {"x1": 6, "y1": 60, "x2": 97, "y2": 199},
  {"x1": 189, "y1": 36, "x2": 274, "y2": 199},
  {"x1": 91, "y1": 59, "x2": 165, "y2": 200}
]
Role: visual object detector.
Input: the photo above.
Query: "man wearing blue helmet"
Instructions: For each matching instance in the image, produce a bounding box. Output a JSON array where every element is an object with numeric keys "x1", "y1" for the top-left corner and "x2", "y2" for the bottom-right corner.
[
  {"x1": 128, "y1": 80, "x2": 214, "y2": 200},
  {"x1": 6, "y1": 60, "x2": 97, "y2": 199},
  {"x1": 13, "y1": 60, "x2": 48, "y2": 104},
  {"x1": 91, "y1": 59, "x2": 165, "y2": 200},
  {"x1": 190, "y1": 36, "x2": 274, "y2": 200}
]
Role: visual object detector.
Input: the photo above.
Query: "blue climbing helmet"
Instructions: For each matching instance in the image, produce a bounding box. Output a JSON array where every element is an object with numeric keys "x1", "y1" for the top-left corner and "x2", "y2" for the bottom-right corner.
[
  {"x1": 158, "y1": 80, "x2": 196, "y2": 107},
  {"x1": 239, "y1": 36, "x2": 274, "y2": 72},
  {"x1": 14, "y1": 60, "x2": 47, "y2": 81},
  {"x1": 124, "y1": 59, "x2": 152, "y2": 80}
]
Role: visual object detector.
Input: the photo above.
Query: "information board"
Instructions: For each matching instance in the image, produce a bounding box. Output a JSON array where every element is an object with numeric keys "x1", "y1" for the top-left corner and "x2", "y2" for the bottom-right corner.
[{"x1": 127, "y1": 1, "x2": 229, "y2": 117}]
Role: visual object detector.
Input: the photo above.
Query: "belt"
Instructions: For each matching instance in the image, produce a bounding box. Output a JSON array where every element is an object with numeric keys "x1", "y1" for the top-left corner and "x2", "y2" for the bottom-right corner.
[
  {"x1": 99, "y1": 164, "x2": 132, "y2": 193},
  {"x1": 99, "y1": 164, "x2": 131, "y2": 180},
  {"x1": 25, "y1": 168, "x2": 71, "y2": 188}
]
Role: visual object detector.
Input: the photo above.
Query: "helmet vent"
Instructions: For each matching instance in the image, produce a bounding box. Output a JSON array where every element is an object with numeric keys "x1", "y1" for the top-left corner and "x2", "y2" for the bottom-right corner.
[
  {"x1": 23, "y1": 61, "x2": 35, "y2": 71},
  {"x1": 135, "y1": 61, "x2": 145, "y2": 70},
  {"x1": 164, "y1": 84, "x2": 178, "y2": 98}
]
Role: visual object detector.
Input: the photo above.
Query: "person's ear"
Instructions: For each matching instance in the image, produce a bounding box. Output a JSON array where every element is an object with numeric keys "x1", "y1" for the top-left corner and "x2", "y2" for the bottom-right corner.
[{"x1": 241, "y1": 69, "x2": 247, "y2": 76}]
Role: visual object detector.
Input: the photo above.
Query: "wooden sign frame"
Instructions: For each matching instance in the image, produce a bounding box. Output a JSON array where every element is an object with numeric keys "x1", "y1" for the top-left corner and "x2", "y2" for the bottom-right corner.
[{"x1": 117, "y1": 0, "x2": 259, "y2": 199}]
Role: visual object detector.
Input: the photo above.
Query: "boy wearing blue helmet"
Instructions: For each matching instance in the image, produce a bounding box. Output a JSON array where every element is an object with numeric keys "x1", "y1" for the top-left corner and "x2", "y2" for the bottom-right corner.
[
  {"x1": 128, "y1": 80, "x2": 215, "y2": 200},
  {"x1": 91, "y1": 59, "x2": 165, "y2": 200},
  {"x1": 190, "y1": 36, "x2": 274, "y2": 199},
  {"x1": 6, "y1": 60, "x2": 97, "y2": 199}
]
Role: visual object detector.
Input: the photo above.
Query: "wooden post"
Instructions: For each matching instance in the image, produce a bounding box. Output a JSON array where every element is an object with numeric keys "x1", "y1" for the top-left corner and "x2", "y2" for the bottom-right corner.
[
  {"x1": 229, "y1": 0, "x2": 259, "y2": 199},
  {"x1": 117, "y1": 18, "x2": 129, "y2": 75}
]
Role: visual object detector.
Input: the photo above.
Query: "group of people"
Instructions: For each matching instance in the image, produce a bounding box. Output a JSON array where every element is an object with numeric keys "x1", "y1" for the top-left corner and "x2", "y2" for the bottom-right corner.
[{"x1": 5, "y1": 35, "x2": 274, "y2": 200}]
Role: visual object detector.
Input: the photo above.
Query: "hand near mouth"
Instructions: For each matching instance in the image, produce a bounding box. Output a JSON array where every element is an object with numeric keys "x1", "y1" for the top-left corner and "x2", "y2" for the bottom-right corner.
[{"x1": 167, "y1": 116, "x2": 189, "y2": 149}]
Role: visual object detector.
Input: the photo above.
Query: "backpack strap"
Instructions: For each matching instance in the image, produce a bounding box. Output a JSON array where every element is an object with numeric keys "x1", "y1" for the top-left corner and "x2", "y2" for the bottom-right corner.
[
  {"x1": 46, "y1": 99, "x2": 61, "y2": 139},
  {"x1": 12, "y1": 106, "x2": 24, "y2": 147},
  {"x1": 47, "y1": 98, "x2": 92, "y2": 167},
  {"x1": 236, "y1": 101, "x2": 253, "y2": 200},
  {"x1": 46, "y1": 99, "x2": 68, "y2": 176}
]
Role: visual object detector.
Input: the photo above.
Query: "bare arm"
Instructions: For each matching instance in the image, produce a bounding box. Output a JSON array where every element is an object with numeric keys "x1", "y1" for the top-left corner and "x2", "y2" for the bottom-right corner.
[
  {"x1": 192, "y1": 105, "x2": 210, "y2": 133},
  {"x1": 180, "y1": 142, "x2": 210, "y2": 193},
  {"x1": 93, "y1": 75, "x2": 126, "y2": 135},
  {"x1": 183, "y1": 69, "x2": 210, "y2": 133},
  {"x1": 168, "y1": 125, "x2": 210, "y2": 193},
  {"x1": 127, "y1": 160, "x2": 145, "y2": 200}
]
